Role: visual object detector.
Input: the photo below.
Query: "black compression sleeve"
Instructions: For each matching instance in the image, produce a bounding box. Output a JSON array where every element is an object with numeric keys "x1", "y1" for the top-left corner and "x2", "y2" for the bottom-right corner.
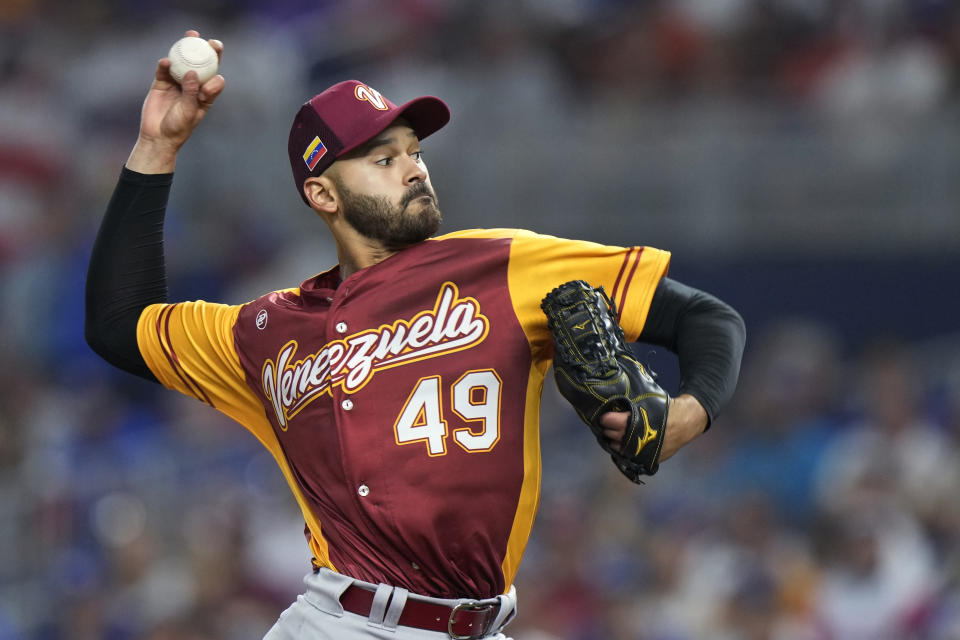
[
  {"x1": 84, "y1": 167, "x2": 172, "y2": 382},
  {"x1": 637, "y1": 277, "x2": 746, "y2": 424}
]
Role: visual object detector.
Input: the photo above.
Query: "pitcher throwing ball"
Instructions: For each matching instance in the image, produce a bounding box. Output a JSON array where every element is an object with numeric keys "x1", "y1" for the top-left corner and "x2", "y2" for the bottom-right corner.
[{"x1": 85, "y1": 30, "x2": 746, "y2": 639}]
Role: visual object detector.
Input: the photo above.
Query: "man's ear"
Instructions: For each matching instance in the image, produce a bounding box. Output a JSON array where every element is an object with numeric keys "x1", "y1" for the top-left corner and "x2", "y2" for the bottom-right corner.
[{"x1": 304, "y1": 176, "x2": 338, "y2": 214}]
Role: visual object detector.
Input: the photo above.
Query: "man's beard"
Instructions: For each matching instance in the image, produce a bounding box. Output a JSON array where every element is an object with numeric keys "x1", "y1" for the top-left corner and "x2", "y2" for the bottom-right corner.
[{"x1": 336, "y1": 180, "x2": 442, "y2": 251}]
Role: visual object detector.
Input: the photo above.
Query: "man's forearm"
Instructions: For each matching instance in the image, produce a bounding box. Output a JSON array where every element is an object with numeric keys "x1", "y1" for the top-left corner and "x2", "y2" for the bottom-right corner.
[
  {"x1": 84, "y1": 168, "x2": 173, "y2": 381},
  {"x1": 639, "y1": 277, "x2": 746, "y2": 424}
]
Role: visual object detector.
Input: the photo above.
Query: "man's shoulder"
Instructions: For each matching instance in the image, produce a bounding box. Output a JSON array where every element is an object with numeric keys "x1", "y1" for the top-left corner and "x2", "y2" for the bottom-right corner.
[
  {"x1": 432, "y1": 228, "x2": 522, "y2": 242},
  {"x1": 430, "y1": 228, "x2": 573, "y2": 244},
  {"x1": 234, "y1": 288, "x2": 304, "y2": 328},
  {"x1": 433, "y1": 228, "x2": 596, "y2": 246}
]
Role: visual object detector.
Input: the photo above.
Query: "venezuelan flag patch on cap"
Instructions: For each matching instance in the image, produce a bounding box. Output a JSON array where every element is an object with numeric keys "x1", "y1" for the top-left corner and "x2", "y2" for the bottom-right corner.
[{"x1": 303, "y1": 136, "x2": 328, "y2": 171}]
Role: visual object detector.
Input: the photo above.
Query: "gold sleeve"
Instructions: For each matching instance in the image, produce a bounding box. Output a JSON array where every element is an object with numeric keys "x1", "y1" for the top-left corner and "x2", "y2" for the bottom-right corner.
[
  {"x1": 436, "y1": 228, "x2": 670, "y2": 359},
  {"x1": 136, "y1": 301, "x2": 267, "y2": 432},
  {"x1": 137, "y1": 301, "x2": 336, "y2": 570},
  {"x1": 505, "y1": 229, "x2": 671, "y2": 353}
]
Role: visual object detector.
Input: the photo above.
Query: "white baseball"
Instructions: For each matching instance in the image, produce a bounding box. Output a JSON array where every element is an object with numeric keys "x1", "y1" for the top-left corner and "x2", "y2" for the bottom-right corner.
[{"x1": 167, "y1": 36, "x2": 219, "y2": 84}]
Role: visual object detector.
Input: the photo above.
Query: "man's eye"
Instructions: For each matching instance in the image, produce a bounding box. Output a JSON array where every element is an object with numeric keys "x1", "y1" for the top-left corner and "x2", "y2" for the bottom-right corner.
[
  {"x1": 375, "y1": 157, "x2": 392, "y2": 166},
  {"x1": 412, "y1": 151, "x2": 423, "y2": 162}
]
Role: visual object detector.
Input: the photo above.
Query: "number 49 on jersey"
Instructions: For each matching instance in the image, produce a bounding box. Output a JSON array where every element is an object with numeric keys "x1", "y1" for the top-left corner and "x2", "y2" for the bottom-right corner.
[{"x1": 393, "y1": 370, "x2": 502, "y2": 457}]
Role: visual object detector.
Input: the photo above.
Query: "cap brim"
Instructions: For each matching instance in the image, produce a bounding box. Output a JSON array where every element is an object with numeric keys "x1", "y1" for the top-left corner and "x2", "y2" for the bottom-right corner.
[
  {"x1": 337, "y1": 95, "x2": 450, "y2": 158},
  {"x1": 395, "y1": 96, "x2": 450, "y2": 141}
]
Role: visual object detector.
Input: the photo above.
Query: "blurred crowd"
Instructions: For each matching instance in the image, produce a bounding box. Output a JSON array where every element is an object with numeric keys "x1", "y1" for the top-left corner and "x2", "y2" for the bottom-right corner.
[
  {"x1": 2, "y1": 0, "x2": 960, "y2": 639},
  {"x1": 519, "y1": 323, "x2": 960, "y2": 640}
]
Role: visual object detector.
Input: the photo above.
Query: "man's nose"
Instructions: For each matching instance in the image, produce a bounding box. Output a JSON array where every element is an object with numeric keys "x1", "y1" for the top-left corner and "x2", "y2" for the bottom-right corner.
[{"x1": 404, "y1": 156, "x2": 427, "y2": 184}]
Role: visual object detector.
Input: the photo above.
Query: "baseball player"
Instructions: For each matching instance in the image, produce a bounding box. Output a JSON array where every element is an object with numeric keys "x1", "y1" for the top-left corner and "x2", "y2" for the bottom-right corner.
[{"x1": 85, "y1": 31, "x2": 746, "y2": 639}]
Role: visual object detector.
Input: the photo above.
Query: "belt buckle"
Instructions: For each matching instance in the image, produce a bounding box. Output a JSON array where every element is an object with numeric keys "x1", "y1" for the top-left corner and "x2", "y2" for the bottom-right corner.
[{"x1": 448, "y1": 600, "x2": 495, "y2": 639}]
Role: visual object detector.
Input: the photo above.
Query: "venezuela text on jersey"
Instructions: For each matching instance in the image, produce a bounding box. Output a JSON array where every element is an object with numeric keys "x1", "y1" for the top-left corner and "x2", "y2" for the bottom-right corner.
[{"x1": 261, "y1": 282, "x2": 490, "y2": 428}]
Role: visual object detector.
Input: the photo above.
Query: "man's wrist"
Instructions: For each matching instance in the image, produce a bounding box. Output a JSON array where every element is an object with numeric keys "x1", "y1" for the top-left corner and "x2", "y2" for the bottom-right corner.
[
  {"x1": 125, "y1": 137, "x2": 180, "y2": 174},
  {"x1": 670, "y1": 394, "x2": 709, "y2": 441}
]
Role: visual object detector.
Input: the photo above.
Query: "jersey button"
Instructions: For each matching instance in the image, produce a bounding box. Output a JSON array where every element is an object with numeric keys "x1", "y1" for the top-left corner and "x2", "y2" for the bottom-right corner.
[
  {"x1": 357, "y1": 484, "x2": 370, "y2": 497},
  {"x1": 336, "y1": 322, "x2": 348, "y2": 333},
  {"x1": 341, "y1": 399, "x2": 354, "y2": 411}
]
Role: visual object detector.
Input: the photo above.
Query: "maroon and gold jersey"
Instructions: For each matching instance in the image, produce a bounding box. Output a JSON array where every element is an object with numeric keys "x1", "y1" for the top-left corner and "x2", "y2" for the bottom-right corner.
[{"x1": 137, "y1": 228, "x2": 670, "y2": 598}]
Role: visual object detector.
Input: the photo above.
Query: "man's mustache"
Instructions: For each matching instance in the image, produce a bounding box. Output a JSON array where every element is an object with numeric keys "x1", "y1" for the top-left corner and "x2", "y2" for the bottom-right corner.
[{"x1": 401, "y1": 182, "x2": 435, "y2": 207}]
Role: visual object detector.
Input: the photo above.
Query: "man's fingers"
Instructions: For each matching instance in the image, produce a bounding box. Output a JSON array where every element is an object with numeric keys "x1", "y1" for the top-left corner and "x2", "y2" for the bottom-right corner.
[
  {"x1": 602, "y1": 429, "x2": 623, "y2": 450},
  {"x1": 154, "y1": 58, "x2": 175, "y2": 84},
  {"x1": 198, "y1": 74, "x2": 225, "y2": 105},
  {"x1": 180, "y1": 69, "x2": 201, "y2": 95},
  {"x1": 210, "y1": 39, "x2": 224, "y2": 63},
  {"x1": 175, "y1": 70, "x2": 203, "y2": 122},
  {"x1": 599, "y1": 410, "x2": 629, "y2": 447},
  {"x1": 599, "y1": 411, "x2": 629, "y2": 429}
]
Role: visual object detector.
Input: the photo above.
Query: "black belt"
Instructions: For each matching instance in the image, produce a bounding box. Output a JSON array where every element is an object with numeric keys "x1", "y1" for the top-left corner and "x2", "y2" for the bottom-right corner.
[{"x1": 339, "y1": 584, "x2": 501, "y2": 639}]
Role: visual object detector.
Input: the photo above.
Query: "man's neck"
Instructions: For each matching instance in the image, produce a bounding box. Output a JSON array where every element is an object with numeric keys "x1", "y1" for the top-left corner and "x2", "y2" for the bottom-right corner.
[{"x1": 336, "y1": 239, "x2": 396, "y2": 280}]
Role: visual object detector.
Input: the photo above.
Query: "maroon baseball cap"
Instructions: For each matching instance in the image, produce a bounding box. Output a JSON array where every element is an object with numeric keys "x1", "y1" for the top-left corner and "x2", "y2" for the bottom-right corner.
[{"x1": 288, "y1": 80, "x2": 450, "y2": 204}]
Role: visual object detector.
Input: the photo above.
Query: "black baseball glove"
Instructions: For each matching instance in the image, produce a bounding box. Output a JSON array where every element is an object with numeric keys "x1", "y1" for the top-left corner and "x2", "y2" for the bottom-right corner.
[{"x1": 541, "y1": 280, "x2": 669, "y2": 483}]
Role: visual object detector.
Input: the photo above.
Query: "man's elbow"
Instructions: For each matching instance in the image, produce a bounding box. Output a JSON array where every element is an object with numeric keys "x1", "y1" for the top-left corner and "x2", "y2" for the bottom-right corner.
[
  {"x1": 84, "y1": 313, "x2": 121, "y2": 366},
  {"x1": 727, "y1": 305, "x2": 746, "y2": 344}
]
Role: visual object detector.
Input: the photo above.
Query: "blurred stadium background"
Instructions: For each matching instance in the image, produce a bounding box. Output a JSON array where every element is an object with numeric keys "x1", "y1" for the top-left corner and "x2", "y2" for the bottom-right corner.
[{"x1": 2, "y1": 0, "x2": 960, "y2": 638}]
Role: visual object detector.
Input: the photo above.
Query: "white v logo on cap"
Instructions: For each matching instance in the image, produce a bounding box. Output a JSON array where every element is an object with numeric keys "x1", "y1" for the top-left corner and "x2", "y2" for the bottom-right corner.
[{"x1": 354, "y1": 84, "x2": 388, "y2": 110}]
